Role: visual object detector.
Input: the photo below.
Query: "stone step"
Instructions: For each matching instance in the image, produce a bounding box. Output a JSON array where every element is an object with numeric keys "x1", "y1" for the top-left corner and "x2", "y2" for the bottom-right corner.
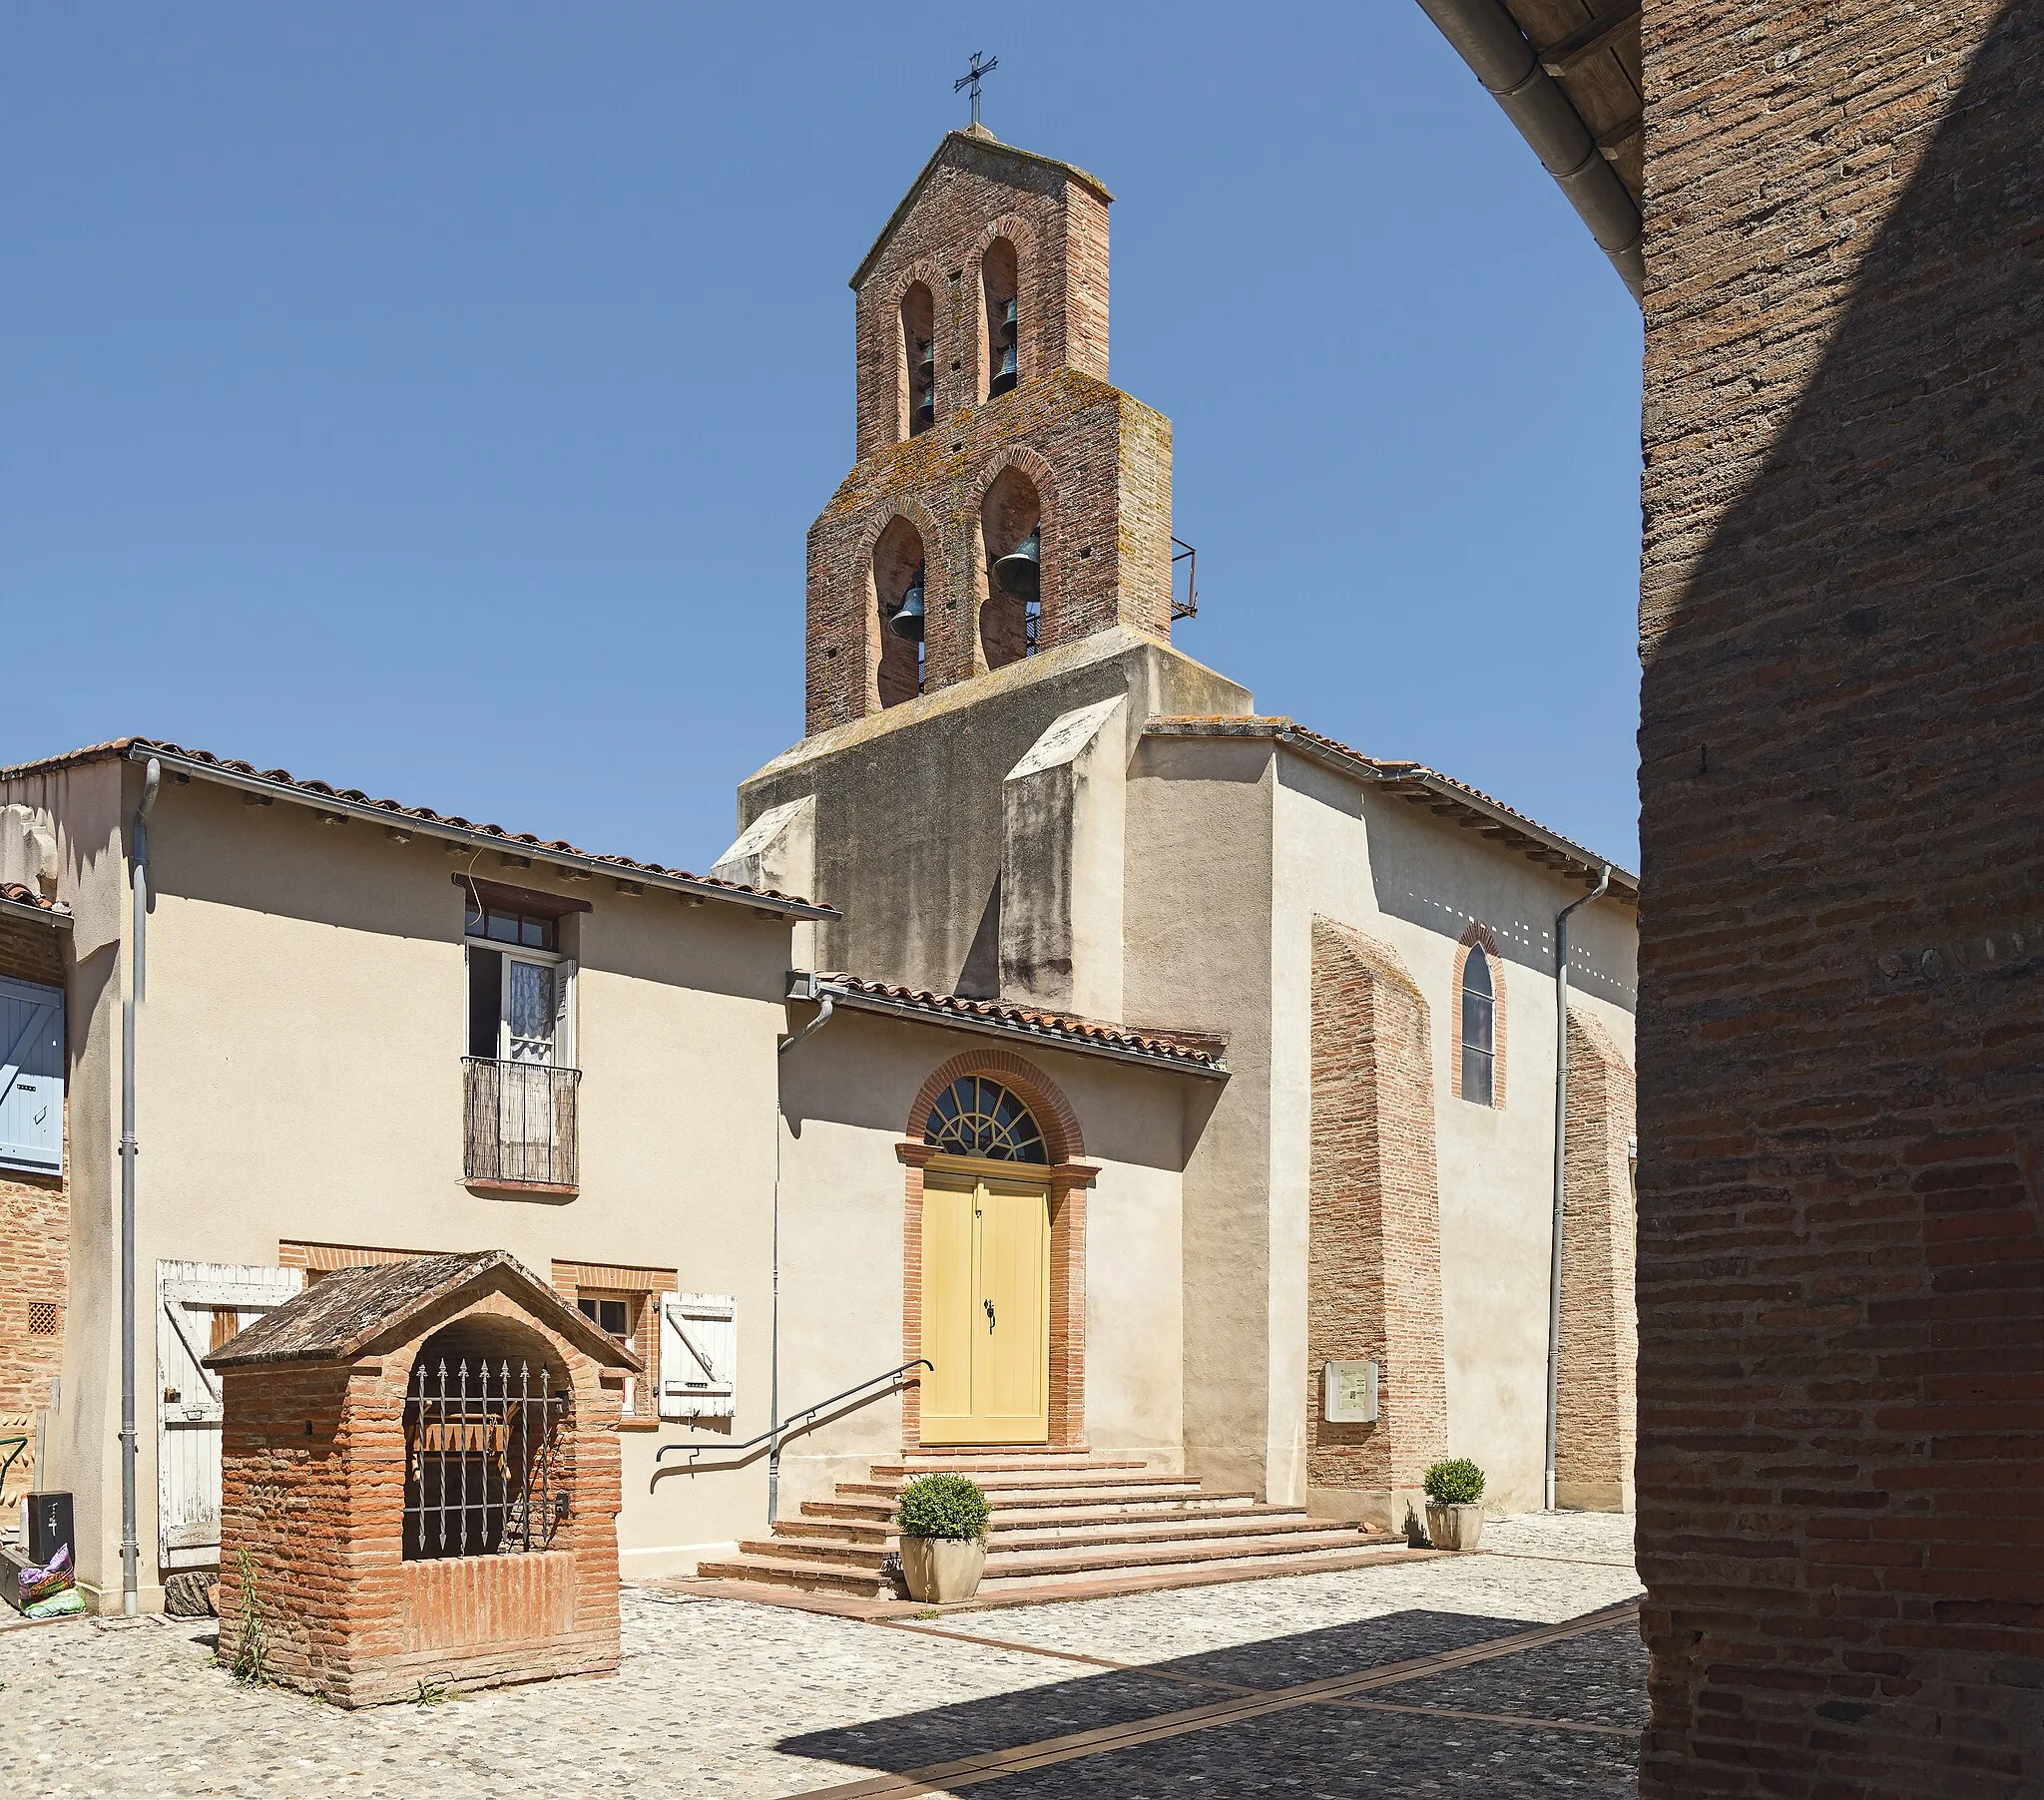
[
  {"x1": 871, "y1": 1457, "x2": 1148, "y2": 1477},
  {"x1": 835, "y1": 1477, "x2": 1215, "y2": 1505},
  {"x1": 752, "y1": 1512, "x2": 1373, "y2": 1569},
  {"x1": 694, "y1": 1554, "x2": 885, "y2": 1598},
  {"x1": 802, "y1": 1487, "x2": 1259, "y2": 1524},
  {"x1": 853, "y1": 1467, "x2": 1196, "y2": 1493},
  {"x1": 781, "y1": 1499, "x2": 1304, "y2": 1544},
  {"x1": 977, "y1": 1529, "x2": 1385, "y2": 1587}
]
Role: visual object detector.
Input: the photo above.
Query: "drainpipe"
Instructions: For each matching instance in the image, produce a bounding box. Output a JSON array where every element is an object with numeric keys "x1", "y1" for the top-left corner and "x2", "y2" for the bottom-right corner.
[
  {"x1": 1544, "y1": 861, "x2": 1610, "y2": 1513},
  {"x1": 767, "y1": 988, "x2": 836, "y2": 1525},
  {"x1": 120, "y1": 755, "x2": 161, "y2": 1615}
]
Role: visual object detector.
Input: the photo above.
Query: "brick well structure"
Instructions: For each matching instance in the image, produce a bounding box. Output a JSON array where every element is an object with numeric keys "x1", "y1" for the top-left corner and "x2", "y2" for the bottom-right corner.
[
  {"x1": 1637, "y1": 2, "x2": 2044, "y2": 1791},
  {"x1": 208, "y1": 1251, "x2": 638, "y2": 1706},
  {"x1": 1306, "y1": 918, "x2": 1449, "y2": 1527}
]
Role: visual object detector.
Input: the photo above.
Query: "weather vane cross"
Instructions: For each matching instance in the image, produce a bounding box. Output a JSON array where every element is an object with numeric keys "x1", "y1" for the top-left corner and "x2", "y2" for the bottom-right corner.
[{"x1": 954, "y1": 50, "x2": 998, "y2": 127}]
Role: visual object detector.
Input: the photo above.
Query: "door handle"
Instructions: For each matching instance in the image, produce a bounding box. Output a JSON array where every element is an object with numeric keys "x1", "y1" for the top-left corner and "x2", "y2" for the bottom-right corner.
[{"x1": 983, "y1": 1298, "x2": 996, "y2": 1332}]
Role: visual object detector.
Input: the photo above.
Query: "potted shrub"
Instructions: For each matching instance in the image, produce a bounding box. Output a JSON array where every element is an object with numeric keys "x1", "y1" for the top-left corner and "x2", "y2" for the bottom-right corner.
[
  {"x1": 895, "y1": 1473, "x2": 992, "y2": 1602},
  {"x1": 1422, "y1": 1458, "x2": 1486, "y2": 1551}
]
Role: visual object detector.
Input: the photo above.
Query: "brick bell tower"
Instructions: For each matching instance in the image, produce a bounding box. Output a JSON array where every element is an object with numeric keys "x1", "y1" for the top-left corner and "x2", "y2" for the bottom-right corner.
[{"x1": 803, "y1": 126, "x2": 1175, "y2": 735}]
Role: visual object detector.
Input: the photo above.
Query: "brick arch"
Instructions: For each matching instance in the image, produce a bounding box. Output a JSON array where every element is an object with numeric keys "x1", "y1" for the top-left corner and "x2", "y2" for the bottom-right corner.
[
  {"x1": 966, "y1": 214, "x2": 1041, "y2": 404},
  {"x1": 905, "y1": 1049, "x2": 1083, "y2": 1164},
  {"x1": 1449, "y1": 921, "x2": 1508, "y2": 1108},
  {"x1": 853, "y1": 500, "x2": 946, "y2": 712},
  {"x1": 971, "y1": 443, "x2": 1060, "y2": 670},
  {"x1": 879, "y1": 257, "x2": 944, "y2": 445}
]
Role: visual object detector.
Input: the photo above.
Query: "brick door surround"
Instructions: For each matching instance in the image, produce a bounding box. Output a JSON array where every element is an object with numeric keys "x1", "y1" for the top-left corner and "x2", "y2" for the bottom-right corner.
[{"x1": 896, "y1": 1052, "x2": 1093, "y2": 1449}]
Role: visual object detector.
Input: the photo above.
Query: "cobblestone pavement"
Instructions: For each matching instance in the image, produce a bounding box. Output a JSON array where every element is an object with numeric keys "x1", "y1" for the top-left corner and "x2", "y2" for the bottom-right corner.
[{"x1": 0, "y1": 1515, "x2": 1643, "y2": 1798}]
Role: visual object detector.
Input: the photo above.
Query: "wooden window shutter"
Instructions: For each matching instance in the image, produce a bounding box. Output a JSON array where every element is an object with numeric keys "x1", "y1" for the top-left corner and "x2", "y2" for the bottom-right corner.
[
  {"x1": 553, "y1": 958, "x2": 577, "y2": 1068},
  {"x1": 661, "y1": 1292, "x2": 736, "y2": 1420},
  {"x1": 0, "y1": 976, "x2": 64, "y2": 1175}
]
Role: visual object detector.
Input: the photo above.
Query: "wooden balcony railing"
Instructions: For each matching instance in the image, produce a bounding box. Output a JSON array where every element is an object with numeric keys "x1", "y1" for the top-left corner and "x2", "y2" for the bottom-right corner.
[{"x1": 462, "y1": 1057, "x2": 580, "y2": 1190}]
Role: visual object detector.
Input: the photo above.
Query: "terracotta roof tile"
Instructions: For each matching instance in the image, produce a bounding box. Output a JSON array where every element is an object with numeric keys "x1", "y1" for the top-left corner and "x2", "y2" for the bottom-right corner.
[
  {"x1": 809, "y1": 974, "x2": 1226, "y2": 1072},
  {"x1": 1144, "y1": 715, "x2": 1637, "y2": 898},
  {"x1": 0, "y1": 736, "x2": 835, "y2": 916}
]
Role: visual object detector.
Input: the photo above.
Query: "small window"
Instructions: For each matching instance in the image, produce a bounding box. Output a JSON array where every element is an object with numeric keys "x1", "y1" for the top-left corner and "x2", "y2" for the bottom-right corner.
[
  {"x1": 465, "y1": 902, "x2": 557, "y2": 952},
  {"x1": 577, "y1": 1295, "x2": 633, "y2": 1341},
  {"x1": 577, "y1": 1292, "x2": 645, "y2": 1416},
  {"x1": 1461, "y1": 944, "x2": 1496, "y2": 1108},
  {"x1": 0, "y1": 975, "x2": 65, "y2": 1176}
]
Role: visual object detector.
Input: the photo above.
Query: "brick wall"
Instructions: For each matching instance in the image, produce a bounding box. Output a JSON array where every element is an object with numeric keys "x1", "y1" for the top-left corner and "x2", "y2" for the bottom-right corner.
[
  {"x1": 1555, "y1": 1006, "x2": 1636, "y2": 1512},
  {"x1": 807, "y1": 132, "x2": 1174, "y2": 735},
  {"x1": 1638, "y1": 3, "x2": 2044, "y2": 1791},
  {"x1": 0, "y1": 915, "x2": 66, "y2": 1498},
  {"x1": 1306, "y1": 918, "x2": 1448, "y2": 1521}
]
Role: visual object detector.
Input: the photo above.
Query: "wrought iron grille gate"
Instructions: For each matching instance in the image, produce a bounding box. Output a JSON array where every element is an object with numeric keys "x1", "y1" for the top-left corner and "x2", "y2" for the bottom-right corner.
[{"x1": 402, "y1": 1356, "x2": 571, "y2": 1559}]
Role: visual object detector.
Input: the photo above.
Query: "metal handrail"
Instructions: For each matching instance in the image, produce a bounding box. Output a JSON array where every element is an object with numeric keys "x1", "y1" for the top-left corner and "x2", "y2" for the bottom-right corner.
[
  {"x1": 656, "y1": 1359, "x2": 932, "y2": 1473},
  {"x1": 0, "y1": 1435, "x2": 29, "y2": 1494}
]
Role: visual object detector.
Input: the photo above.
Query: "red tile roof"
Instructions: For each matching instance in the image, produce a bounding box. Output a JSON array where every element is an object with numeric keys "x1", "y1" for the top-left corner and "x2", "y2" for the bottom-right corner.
[
  {"x1": 0, "y1": 737, "x2": 836, "y2": 918},
  {"x1": 1144, "y1": 716, "x2": 1638, "y2": 900},
  {"x1": 798, "y1": 974, "x2": 1227, "y2": 1074},
  {"x1": 0, "y1": 882, "x2": 67, "y2": 917}
]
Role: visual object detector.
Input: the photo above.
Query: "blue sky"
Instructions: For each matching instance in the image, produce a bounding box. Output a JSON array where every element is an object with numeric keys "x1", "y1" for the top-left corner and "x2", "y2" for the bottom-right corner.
[{"x1": 3, "y1": 5, "x2": 1643, "y2": 871}]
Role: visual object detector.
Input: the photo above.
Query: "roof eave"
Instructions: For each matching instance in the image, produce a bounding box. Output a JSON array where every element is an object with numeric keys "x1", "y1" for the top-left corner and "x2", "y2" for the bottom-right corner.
[
  {"x1": 792, "y1": 974, "x2": 1228, "y2": 1080},
  {"x1": 125, "y1": 743, "x2": 838, "y2": 922},
  {"x1": 0, "y1": 895, "x2": 71, "y2": 931}
]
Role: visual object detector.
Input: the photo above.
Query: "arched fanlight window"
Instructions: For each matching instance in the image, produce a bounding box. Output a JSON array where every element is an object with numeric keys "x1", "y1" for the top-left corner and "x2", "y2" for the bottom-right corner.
[
  {"x1": 924, "y1": 1077, "x2": 1048, "y2": 1163},
  {"x1": 1461, "y1": 944, "x2": 1496, "y2": 1108}
]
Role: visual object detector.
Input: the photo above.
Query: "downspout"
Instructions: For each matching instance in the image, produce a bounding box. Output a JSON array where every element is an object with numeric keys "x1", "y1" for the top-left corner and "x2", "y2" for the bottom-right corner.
[
  {"x1": 1544, "y1": 861, "x2": 1610, "y2": 1512},
  {"x1": 120, "y1": 755, "x2": 161, "y2": 1615},
  {"x1": 767, "y1": 991, "x2": 836, "y2": 1525}
]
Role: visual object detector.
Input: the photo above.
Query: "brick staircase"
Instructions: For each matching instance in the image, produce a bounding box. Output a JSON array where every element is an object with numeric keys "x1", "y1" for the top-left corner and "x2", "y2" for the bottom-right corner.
[{"x1": 693, "y1": 1451, "x2": 1400, "y2": 1600}]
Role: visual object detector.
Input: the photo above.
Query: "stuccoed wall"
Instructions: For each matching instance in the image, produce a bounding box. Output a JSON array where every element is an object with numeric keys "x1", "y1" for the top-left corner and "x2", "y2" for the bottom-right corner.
[
  {"x1": 771, "y1": 1005, "x2": 1189, "y2": 1511},
  {"x1": 739, "y1": 628, "x2": 1251, "y2": 998}
]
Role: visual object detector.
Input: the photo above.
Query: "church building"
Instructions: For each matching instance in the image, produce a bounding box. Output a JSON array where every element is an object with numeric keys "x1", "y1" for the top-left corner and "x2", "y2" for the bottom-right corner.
[
  {"x1": 0, "y1": 128, "x2": 1636, "y2": 1614},
  {"x1": 723, "y1": 125, "x2": 1641, "y2": 1528}
]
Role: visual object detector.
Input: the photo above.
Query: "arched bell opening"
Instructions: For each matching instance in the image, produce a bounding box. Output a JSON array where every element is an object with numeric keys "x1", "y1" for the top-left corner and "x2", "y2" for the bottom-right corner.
[
  {"x1": 872, "y1": 515, "x2": 926, "y2": 707},
  {"x1": 898, "y1": 281, "x2": 936, "y2": 440},
  {"x1": 979, "y1": 467, "x2": 1041, "y2": 673},
  {"x1": 980, "y1": 238, "x2": 1020, "y2": 401}
]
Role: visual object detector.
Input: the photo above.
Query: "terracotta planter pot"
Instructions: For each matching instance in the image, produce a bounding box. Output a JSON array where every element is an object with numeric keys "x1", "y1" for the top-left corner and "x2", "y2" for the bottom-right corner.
[
  {"x1": 898, "y1": 1535, "x2": 987, "y2": 1602},
  {"x1": 1424, "y1": 1502, "x2": 1484, "y2": 1551}
]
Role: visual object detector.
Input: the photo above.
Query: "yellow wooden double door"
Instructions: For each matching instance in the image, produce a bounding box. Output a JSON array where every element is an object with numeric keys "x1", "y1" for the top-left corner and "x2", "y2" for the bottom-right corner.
[{"x1": 918, "y1": 1173, "x2": 1050, "y2": 1445}]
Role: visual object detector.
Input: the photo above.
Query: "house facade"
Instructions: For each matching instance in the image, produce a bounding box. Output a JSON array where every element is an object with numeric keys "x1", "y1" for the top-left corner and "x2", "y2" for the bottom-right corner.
[{"x1": 0, "y1": 127, "x2": 1637, "y2": 1614}]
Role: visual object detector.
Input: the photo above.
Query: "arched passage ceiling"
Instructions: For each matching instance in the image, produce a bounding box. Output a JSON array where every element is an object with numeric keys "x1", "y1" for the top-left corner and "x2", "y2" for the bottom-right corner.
[{"x1": 1418, "y1": 0, "x2": 1645, "y2": 302}]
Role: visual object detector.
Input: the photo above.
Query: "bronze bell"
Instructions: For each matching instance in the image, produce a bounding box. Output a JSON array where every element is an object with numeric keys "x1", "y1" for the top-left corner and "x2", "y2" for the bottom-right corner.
[
  {"x1": 889, "y1": 566, "x2": 926, "y2": 642},
  {"x1": 991, "y1": 528, "x2": 1040, "y2": 603}
]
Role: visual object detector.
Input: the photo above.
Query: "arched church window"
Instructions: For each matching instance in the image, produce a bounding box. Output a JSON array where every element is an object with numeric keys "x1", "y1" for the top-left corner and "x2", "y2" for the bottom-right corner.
[
  {"x1": 1461, "y1": 944, "x2": 1496, "y2": 1108},
  {"x1": 981, "y1": 238, "x2": 1019, "y2": 400},
  {"x1": 924, "y1": 1077, "x2": 1048, "y2": 1163},
  {"x1": 900, "y1": 282, "x2": 936, "y2": 438}
]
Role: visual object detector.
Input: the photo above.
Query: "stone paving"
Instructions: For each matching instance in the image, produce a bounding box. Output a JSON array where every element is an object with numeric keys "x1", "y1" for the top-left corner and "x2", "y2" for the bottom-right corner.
[{"x1": 0, "y1": 1514, "x2": 1644, "y2": 1797}]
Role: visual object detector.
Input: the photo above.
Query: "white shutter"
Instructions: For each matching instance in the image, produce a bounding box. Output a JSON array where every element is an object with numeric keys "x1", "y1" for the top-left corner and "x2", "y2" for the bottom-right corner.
[
  {"x1": 157, "y1": 1261, "x2": 304, "y2": 1570},
  {"x1": 0, "y1": 976, "x2": 63, "y2": 1174},
  {"x1": 553, "y1": 958, "x2": 577, "y2": 1068},
  {"x1": 661, "y1": 1292, "x2": 737, "y2": 1420}
]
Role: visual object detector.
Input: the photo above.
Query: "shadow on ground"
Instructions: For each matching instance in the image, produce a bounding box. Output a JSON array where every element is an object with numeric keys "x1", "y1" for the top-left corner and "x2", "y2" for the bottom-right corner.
[{"x1": 779, "y1": 1605, "x2": 1646, "y2": 1796}]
